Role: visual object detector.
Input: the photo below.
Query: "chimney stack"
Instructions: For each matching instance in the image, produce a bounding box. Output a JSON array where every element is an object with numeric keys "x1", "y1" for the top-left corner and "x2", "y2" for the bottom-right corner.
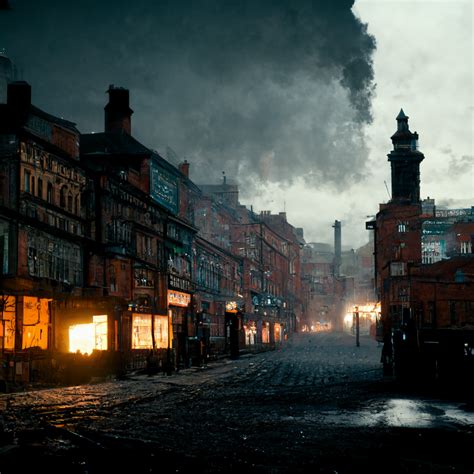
[
  {"x1": 7, "y1": 81, "x2": 31, "y2": 122},
  {"x1": 178, "y1": 160, "x2": 190, "y2": 178},
  {"x1": 104, "y1": 85, "x2": 133, "y2": 134}
]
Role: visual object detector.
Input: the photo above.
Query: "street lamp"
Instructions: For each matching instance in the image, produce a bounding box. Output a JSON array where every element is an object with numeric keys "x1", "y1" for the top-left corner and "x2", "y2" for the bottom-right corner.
[{"x1": 354, "y1": 305, "x2": 360, "y2": 347}]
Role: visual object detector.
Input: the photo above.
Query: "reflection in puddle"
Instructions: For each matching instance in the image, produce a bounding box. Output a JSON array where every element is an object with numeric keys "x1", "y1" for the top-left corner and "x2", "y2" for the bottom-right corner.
[{"x1": 321, "y1": 398, "x2": 474, "y2": 428}]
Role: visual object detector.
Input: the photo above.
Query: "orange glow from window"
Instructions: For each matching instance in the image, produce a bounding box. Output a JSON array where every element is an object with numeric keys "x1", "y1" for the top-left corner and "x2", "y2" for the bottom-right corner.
[{"x1": 69, "y1": 315, "x2": 107, "y2": 354}]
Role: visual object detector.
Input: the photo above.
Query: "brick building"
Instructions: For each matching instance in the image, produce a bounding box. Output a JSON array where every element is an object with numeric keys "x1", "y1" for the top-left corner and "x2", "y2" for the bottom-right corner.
[
  {"x1": 0, "y1": 81, "x2": 307, "y2": 387},
  {"x1": 0, "y1": 81, "x2": 88, "y2": 383},
  {"x1": 370, "y1": 110, "x2": 474, "y2": 380}
]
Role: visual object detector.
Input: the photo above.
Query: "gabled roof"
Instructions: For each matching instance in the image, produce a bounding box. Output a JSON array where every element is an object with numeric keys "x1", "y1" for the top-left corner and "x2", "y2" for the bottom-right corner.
[
  {"x1": 30, "y1": 105, "x2": 79, "y2": 133},
  {"x1": 0, "y1": 103, "x2": 79, "y2": 134},
  {"x1": 80, "y1": 131, "x2": 151, "y2": 156}
]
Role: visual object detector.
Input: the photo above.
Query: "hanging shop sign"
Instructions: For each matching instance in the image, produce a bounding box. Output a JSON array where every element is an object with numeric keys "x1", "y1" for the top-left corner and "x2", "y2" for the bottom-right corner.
[{"x1": 167, "y1": 290, "x2": 191, "y2": 307}]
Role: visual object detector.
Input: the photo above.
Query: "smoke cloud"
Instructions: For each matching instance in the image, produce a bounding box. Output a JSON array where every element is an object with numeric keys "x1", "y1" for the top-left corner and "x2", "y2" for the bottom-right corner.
[{"x1": 0, "y1": 0, "x2": 375, "y2": 188}]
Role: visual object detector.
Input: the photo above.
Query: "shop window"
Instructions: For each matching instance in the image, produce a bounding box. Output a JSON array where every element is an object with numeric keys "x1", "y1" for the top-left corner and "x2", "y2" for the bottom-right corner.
[
  {"x1": 244, "y1": 322, "x2": 257, "y2": 345},
  {"x1": 154, "y1": 315, "x2": 169, "y2": 349},
  {"x1": 69, "y1": 315, "x2": 107, "y2": 354},
  {"x1": 262, "y1": 322, "x2": 270, "y2": 344},
  {"x1": 0, "y1": 295, "x2": 15, "y2": 350},
  {"x1": 132, "y1": 313, "x2": 153, "y2": 349},
  {"x1": 274, "y1": 323, "x2": 282, "y2": 342},
  {"x1": 22, "y1": 297, "x2": 51, "y2": 350}
]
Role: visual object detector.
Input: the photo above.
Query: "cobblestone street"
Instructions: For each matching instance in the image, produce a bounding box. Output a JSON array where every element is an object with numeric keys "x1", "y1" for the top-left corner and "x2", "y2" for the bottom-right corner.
[{"x1": 1, "y1": 332, "x2": 474, "y2": 473}]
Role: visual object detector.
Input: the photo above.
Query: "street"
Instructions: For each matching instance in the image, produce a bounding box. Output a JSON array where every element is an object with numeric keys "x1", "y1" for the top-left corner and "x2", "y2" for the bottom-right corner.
[{"x1": 1, "y1": 332, "x2": 474, "y2": 473}]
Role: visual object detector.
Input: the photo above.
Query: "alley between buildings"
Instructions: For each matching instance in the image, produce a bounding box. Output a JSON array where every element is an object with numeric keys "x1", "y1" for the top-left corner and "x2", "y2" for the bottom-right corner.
[{"x1": 1, "y1": 331, "x2": 473, "y2": 473}]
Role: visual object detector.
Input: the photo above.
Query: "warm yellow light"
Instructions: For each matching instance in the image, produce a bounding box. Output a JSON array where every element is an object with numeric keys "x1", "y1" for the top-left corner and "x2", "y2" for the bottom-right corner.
[
  {"x1": 69, "y1": 323, "x2": 95, "y2": 354},
  {"x1": 344, "y1": 313, "x2": 353, "y2": 325},
  {"x1": 69, "y1": 315, "x2": 107, "y2": 354}
]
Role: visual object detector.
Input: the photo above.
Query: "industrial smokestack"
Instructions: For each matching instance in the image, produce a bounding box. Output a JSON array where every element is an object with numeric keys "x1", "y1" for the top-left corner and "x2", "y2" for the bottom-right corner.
[{"x1": 333, "y1": 220, "x2": 341, "y2": 277}]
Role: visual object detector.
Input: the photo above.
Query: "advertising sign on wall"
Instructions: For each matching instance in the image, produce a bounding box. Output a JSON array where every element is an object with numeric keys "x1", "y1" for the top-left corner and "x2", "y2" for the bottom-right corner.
[
  {"x1": 168, "y1": 290, "x2": 191, "y2": 307},
  {"x1": 150, "y1": 159, "x2": 178, "y2": 214}
]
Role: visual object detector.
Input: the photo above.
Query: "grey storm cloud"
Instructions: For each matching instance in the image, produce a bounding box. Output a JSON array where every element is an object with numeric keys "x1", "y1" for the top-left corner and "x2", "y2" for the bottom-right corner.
[{"x1": 0, "y1": 0, "x2": 376, "y2": 188}]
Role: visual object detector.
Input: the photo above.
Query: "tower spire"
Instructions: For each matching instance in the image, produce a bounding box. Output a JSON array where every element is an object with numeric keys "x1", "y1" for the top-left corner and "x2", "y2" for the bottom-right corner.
[{"x1": 387, "y1": 110, "x2": 424, "y2": 203}]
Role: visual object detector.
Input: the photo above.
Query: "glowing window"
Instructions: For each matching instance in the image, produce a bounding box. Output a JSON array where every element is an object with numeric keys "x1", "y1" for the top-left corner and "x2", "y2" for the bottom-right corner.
[
  {"x1": 69, "y1": 315, "x2": 107, "y2": 354},
  {"x1": 132, "y1": 313, "x2": 153, "y2": 349}
]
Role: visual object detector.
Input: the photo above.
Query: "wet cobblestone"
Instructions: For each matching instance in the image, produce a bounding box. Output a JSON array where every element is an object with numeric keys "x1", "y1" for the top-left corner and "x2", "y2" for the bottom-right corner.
[{"x1": 1, "y1": 332, "x2": 473, "y2": 473}]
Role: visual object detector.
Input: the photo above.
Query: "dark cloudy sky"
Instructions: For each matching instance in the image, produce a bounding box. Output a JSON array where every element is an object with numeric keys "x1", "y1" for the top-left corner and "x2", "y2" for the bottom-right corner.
[
  {"x1": 1, "y1": 1, "x2": 471, "y2": 247},
  {"x1": 0, "y1": 0, "x2": 375, "y2": 187}
]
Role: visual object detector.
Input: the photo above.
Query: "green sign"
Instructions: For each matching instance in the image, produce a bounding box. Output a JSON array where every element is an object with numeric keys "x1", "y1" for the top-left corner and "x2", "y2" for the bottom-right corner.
[{"x1": 150, "y1": 160, "x2": 178, "y2": 214}]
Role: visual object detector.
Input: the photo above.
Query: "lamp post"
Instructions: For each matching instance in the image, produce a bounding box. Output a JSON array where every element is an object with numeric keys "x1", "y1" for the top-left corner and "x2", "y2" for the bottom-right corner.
[{"x1": 355, "y1": 305, "x2": 360, "y2": 347}]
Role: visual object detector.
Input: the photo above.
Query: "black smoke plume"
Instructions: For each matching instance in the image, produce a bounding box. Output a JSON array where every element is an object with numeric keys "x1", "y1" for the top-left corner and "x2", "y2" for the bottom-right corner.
[{"x1": 0, "y1": 0, "x2": 375, "y2": 188}]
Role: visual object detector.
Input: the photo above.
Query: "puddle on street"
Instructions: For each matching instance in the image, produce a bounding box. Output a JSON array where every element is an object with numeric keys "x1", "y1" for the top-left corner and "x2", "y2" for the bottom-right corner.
[{"x1": 318, "y1": 398, "x2": 474, "y2": 428}]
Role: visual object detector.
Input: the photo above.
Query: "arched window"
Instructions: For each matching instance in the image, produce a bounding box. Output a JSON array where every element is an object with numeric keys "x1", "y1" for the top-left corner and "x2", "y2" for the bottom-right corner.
[
  {"x1": 47, "y1": 182, "x2": 53, "y2": 204},
  {"x1": 67, "y1": 193, "x2": 73, "y2": 212},
  {"x1": 60, "y1": 186, "x2": 67, "y2": 208}
]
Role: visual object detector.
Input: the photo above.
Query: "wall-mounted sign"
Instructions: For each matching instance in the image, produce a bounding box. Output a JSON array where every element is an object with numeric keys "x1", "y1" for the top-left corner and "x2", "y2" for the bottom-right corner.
[
  {"x1": 169, "y1": 274, "x2": 193, "y2": 292},
  {"x1": 150, "y1": 159, "x2": 178, "y2": 214},
  {"x1": 168, "y1": 290, "x2": 191, "y2": 307}
]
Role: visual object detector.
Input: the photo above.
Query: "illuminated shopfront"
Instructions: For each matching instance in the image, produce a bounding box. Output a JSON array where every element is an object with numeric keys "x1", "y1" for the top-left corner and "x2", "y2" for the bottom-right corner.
[
  {"x1": 0, "y1": 296, "x2": 52, "y2": 351},
  {"x1": 244, "y1": 322, "x2": 257, "y2": 345},
  {"x1": 0, "y1": 295, "x2": 16, "y2": 351},
  {"x1": 262, "y1": 321, "x2": 270, "y2": 344},
  {"x1": 131, "y1": 313, "x2": 169, "y2": 349},
  {"x1": 343, "y1": 303, "x2": 380, "y2": 335},
  {"x1": 274, "y1": 322, "x2": 282, "y2": 343},
  {"x1": 69, "y1": 315, "x2": 107, "y2": 354},
  {"x1": 22, "y1": 296, "x2": 51, "y2": 350}
]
